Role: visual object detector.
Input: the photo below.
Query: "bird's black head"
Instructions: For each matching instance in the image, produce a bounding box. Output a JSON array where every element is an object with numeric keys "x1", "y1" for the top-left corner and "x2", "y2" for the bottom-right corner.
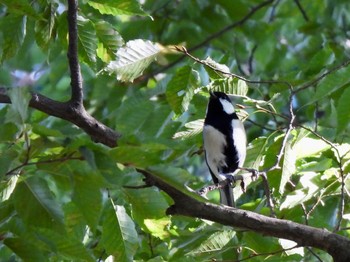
[{"x1": 207, "y1": 91, "x2": 235, "y2": 116}]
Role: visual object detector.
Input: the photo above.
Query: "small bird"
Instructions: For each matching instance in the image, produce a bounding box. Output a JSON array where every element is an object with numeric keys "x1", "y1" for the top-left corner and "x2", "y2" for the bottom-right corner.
[{"x1": 203, "y1": 91, "x2": 246, "y2": 207}]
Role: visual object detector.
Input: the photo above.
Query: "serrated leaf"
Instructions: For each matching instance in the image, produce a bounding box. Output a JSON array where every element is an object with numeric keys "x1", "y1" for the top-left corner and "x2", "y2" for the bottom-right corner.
[
  {"x1": 35, "y1": 3, "x2": 56, "y2": 50},
  {"x1": 0, "y1": 15, "x2": 26, "y2": 62},
  {"x1": 13, "y1": 176, "x2": 64, "y2": 228},
  {"x1": 106, "y1": 39, "x2": 160, "y2": 82},
  {"x1": 336, "y1": 86, "x2": 350, "y2": 134},
  {"x1": 88, "y1": 0, "x2": 147, "y2": 16},
  {"x1": 173, "y1": 119, "x2": 204, "y2": 139},
  {"x1": 77, "y1": 16, "x2": 97, "y2": 64},
  {"x1": 101, "y1": 200, "x2": 138, "y2": 261},
  {"x1": 280, "y1": 138, "x2": 296, "y2": 194},
  {"x1": 203, "y1": 57, "x2": 231, "y2": 79},
  {"x1": 166, "y1": 66, "x2": 199, "y2": 115},
  {"x1": 188, "y1": 230, "x2": 236, "y2": 256},
  {"x1": 95, "y1": 21, "x2": 124, "y2": 62},
  {"x1": 5, "y1": 87, "x2": 31, "y2": 128},
  {"x1": 207, "y1": 77, "x2": 248, "y2": 96}
]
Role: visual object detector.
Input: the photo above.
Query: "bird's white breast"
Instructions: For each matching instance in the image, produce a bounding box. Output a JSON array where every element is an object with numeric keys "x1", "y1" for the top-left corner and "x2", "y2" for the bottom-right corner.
[
  {"x1": 232, "y1": 119, "x2": 246, "y2": 167},
  {"x1": 203, "y1": 125, "x2": 227, "y2": 180}
]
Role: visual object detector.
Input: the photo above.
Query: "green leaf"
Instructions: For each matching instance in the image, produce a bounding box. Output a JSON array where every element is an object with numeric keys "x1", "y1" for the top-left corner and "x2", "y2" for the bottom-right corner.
[
  {"x1": 166, "y1": 66, "x2": 199, "y2": 115},
  {"x1": 13, "y1": 176, "x2": 64, "y2": 228},
  {"x1": 5, "y1": 87, "x2": 31, "y2": 127},
  {"x1": 125, "y1": 187, "x2": 170, "y2": 239},
  {"x1": 312, "y1": 66, "x2": 350, "y2": 103},
  {"x1": 207, "y1": 78, "x2": 248, "y2": 96},
  {"x1": 88, "y1": 0, "x2": 148, "y2": 16},
  {"x1": 188, "y1": 230, "x2": 236, "y2": 256},
  {"x1": 106, "y1": 39, "x2": 160, "y2": 82},
  {"x1": 109, "y1": 143, "x2": 169, "y2": 168},
  {"x1": 173, "y1": 119, "x2": 204, "y2": 140},
  {"x1": 0, "y1": 0, "x2": 39, "y2": 18},
  {"x1": 0, "y1": 15, "x2": 26, "y2": 62},
  {"x1": 280, "y1": 137, "x2": 296, "y2": 194},
  {"x1": 100, "y1": 200, "x2": 138, "y2": 261},
  {"x1": 72, "y1": 171, "x2": 102, "y2": 231},
  {"x1": 35, "y1": 3, "x2": 56, "y2": 50},
  {"x1": 95, "y1": 20, "x2": 124, "y2": 62},
  {"x1": 203, "y1": 57, "x2": 231, "y2": 79},
  {"x1": 336, "y1": 86, "x2": 350, "y2": 134},
  {"x1": 4, "y1": 238, "x2": 46, "y2": 262},
  {"x1": 35, "y1": 228, "x2": 95, "y2": 262},
  {"x1": 77, "y1": 16, "x2": 97, "y2": 64}
]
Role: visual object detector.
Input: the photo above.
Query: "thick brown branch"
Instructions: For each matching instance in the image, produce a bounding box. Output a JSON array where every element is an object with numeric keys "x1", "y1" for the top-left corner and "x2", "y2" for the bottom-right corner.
[
  {"x1": 67, "y1": 0, "x2": 83, "y2": 104},
  {"x1": 0, "y1": 88, "x2": 120, "y2": 147},
  {"x1": 140, "y1": 169, "x2": 350, "y2": 262}
]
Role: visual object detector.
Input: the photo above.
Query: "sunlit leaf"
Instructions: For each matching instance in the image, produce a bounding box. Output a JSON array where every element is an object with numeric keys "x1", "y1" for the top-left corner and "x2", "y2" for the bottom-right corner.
[
  {"x1": 88, "y1": 0, "x2": 147, "y2": 16},
  {"x1": 77, "y1": 16, "x2": 97, "y2": 64},
  {"x1": 106, "y1": 39, "x2": 160, "y2": 82},
  {"x1": 173, "y1": 119, "x2": 204, "y2": 139},
  {"x1": 166, "y1": 66, "x2": 199, "y2": 115},
  {"x1": 207, "y1": 78, "x2": 248, "y2": 96}
]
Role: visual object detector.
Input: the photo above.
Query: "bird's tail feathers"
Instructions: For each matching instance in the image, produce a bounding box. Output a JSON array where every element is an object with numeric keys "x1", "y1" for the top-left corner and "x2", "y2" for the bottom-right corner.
[{"x1": 219, "y1": 185, "x2": 234, "y2": 207}]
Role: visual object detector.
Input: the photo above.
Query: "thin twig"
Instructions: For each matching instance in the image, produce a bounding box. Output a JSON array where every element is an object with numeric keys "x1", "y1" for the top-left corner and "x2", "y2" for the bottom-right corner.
[
  {"x1": 148, "y1": 0, "x2": 275, "y2": 77},
  {"x1": 5, "y1": 154, "x2": 83, "y2": 176},
  {"x1": 176, "y1": 46, "x2": 293, "y2": 89},
  {"x1": 306, "y1": 247, "x2": 323, "y2": 262},
  {"x1": 294, "y1": 58, "x2": 350, "y2": 93},
  {"x1": 236, "y1": 244, "x2": 299, "y2": 262},
  {"x1": 293, "y1": 0, "x2": 309, "y2": 21}
]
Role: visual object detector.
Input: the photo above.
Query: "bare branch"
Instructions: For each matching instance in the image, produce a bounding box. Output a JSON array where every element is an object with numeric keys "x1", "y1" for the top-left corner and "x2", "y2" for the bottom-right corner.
[
  {"x1": 67, "y1": 0, "x2": 83, "y2": 104},
  {"x1": 139, "y1": 169, "x2": 350, "y2": 262}
]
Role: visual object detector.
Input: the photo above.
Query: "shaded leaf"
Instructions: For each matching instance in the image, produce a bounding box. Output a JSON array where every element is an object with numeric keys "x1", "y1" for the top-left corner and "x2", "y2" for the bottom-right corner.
[
  {"x1": 35, "y1": 3, "x2": 56, "y2": 50},
  {"x1": 72, "y1": 171, "x2": 103, "y2": 231},
  {"x1": 0, "y1": 15, "x2": 26, "y2": 62},
  {"x1": 101, "y1": 200, "x2": 138, "y2": 261},
  {"x1": 173, "y1": 119, "x2": 204, "y2": 140},
  {"x1": 280, "y1": 137, "x2": 296, "y2": 194},
  {"x1": 13, "y1": 176, "x2": 64, "y2": 228},
  {"x1": 4, "y1": 238, "x2": 46, "y2": 262},
  {"x1": 336, "y1": 85, "x2": 350, "y2": 134},
  {"x1": 106, "y1": 39, "x2": 160, "y2": 82}
]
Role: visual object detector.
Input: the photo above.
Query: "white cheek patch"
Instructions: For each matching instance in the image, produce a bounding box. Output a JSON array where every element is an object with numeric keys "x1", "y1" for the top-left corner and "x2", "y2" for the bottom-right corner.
[{"x1": 219, "y1": 98, "x2": 235, "y2": 115}]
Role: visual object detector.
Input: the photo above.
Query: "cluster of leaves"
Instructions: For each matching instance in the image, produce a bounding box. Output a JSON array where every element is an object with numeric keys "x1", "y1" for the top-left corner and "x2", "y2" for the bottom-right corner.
[{"x1": 0, "y1": 0, "x2": 350, "y2": 261}]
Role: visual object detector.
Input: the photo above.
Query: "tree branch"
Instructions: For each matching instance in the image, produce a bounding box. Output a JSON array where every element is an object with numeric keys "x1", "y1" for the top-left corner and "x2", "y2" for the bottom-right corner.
[
  {"x1": 67, "y1": 0, "x2": 83, "y2": 104},
  {"x1": 139, "y1": 169, "x2": 350, "y2": 262},
  {"x1": 0, "y1": 0, "x2": 121, "y2": 147}
]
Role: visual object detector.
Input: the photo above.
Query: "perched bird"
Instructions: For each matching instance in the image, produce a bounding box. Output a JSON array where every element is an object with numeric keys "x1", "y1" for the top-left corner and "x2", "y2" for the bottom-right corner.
[{"x1": 203, "y1": 91, "x2": 246, "y2": 207}]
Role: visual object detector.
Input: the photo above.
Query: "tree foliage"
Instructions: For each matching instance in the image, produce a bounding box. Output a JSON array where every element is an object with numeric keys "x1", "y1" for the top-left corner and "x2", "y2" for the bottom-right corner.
[{"x1": 0, "y1": 0, "x2": 350, "y2": 261}]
